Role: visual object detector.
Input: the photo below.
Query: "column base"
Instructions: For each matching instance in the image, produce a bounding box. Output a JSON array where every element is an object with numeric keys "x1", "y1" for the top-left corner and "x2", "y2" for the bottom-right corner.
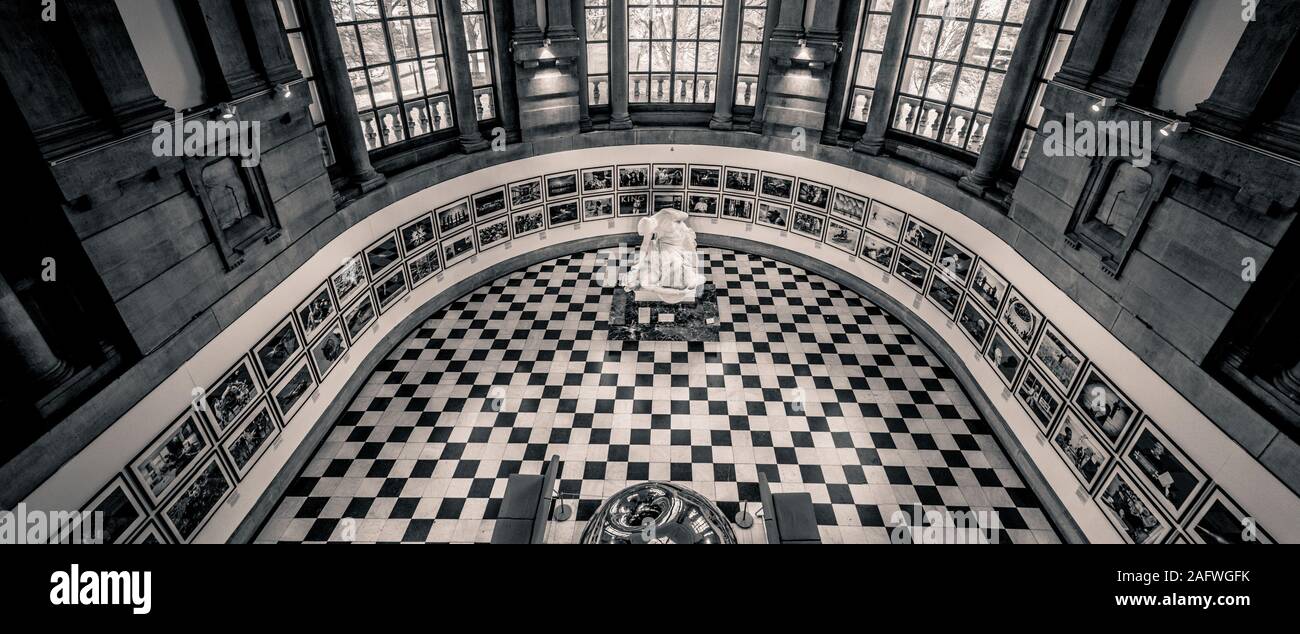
[
  {"x1": 609, "y1": 114, "x2": 633, "y2": 130},
  {"x1": 957, "y1": 172, "x2": 997, "y2": 197},
  {"x1": 349, "y1": 170, "x2": 387, "y2": 195},
  {"x1": 1187, "y1": 102, "x2": 1251, "y2": 136},
  {"x1": 708, "y1": 115, "x2": 733, "y2": 131},
  {"x1": 459, "y1": 136, "x2": 490, "y2": 153},
  {"x1": 853, "y1": 137, "x2": 886, "y2": 156}
]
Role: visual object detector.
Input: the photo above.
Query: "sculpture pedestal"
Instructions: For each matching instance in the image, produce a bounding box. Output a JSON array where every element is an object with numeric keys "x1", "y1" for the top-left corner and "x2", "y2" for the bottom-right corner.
[{"x1": 609, "y1": 283, "x2": 719, "y2": 341}]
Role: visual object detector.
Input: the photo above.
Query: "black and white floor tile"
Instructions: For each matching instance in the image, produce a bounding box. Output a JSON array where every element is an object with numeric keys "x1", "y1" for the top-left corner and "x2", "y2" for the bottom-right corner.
[{"x1": 257, "y1": 248, "x2": 1059, "y2": 544}]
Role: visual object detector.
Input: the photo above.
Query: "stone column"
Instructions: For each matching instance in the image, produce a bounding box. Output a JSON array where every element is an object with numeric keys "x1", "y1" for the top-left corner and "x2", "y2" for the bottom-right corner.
[
  {"x1": 1255, "y1": 86, "x2": 1300, "y2": 157},
  {"x1": 1053, "y1": 0, "x2": 1124, "y2": 89},
  {"x1": 853, "y1": 0, "x2": 914, "y2": 155},
  {"x1": 241, "y1": 0, "x2": 304, "y2": 85},
  {"x1": 1189, "y1": 0, "x2": 1300, "y2": 135},
  {"x1": 747, "y1": 0, "x2": 784, "y2": 132},
  {"x1": 574, "y1": 0, "x2": 594, "y2": 131},
  {"x1": 547, "y1": 0, "x2": 580, "y2": 39},
  {"x1": 609, "y1": 0, "x2": 633, "y2": 129},
  {"x1": 1275, "y1": 358, "x2": 1300, "y2": 402},
  {"x1": 821, "y1": 0, "x2": 865, "y2": 145},
  {"x1": 958, "y1": 0, "x2": 1062, "y2": 196},
  {"x1": 179, "y1": 0, "x2": 268, "y2": 99},
  {"x1": 709, "y1": 0, "x2": 742, "y2": 130},
  {"x1": 490, "y1": 0, "x2": 523, "y2": 140},
  {"x1": 62, "y1": 0, "x2": 174, "y2": 135},
  {"x1": 1089, "y1": 0, "x2": 1190, "y2": 101},
  {"x1": 298, "y1": 0, "x2": 385, "y2": 193},
  {"x1": 0, "y1": 275, "x2": 71, "y2": 391},
  {"x1": 441, "y1": 0, "x2": 491, "y2": 152}
]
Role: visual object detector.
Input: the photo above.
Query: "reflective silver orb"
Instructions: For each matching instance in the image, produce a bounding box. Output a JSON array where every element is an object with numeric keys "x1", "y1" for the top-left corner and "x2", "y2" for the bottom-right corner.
[{"x1": 580, "y1": 481, "x2": 737, "y2": 544}]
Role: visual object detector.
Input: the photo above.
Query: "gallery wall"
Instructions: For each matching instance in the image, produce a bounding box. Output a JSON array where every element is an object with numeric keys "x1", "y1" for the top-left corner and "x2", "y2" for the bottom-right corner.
[{"x1": 22, "y1": 145, "x2": 1299, "y2": 545}]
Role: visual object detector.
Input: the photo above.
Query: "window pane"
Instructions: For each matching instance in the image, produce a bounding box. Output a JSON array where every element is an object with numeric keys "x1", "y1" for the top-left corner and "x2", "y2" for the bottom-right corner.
[{"x1": 588, "y1": 42, "x2": 609, "y2": 75}]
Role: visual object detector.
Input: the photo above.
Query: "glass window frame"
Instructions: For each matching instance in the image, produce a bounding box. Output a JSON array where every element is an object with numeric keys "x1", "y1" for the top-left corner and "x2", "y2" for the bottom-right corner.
[{"x1": 628, "y1": 0, "x2": 725, "y2": 110}]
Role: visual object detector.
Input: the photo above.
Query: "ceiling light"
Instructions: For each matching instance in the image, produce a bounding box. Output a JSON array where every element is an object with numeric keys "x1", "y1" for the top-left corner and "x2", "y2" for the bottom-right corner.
[
  {"x1": 1090, "y1": 97, "x2": 1117, "y2": 112},
  {"x1": 277, "y1": 83, "x2": 292, "y2": 99},
  {"x1": 1159, "y1": 120, "x2": 1191, "y2": 136},
  {"x1": 217, "y1": 103, "x2": 237, "y2": 120}
]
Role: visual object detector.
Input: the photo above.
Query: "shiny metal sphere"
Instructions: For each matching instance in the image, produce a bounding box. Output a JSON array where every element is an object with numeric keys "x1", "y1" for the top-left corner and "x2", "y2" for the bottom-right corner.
[{"x1": 580, "y1": 481, "x2": 737, "y2": 544}]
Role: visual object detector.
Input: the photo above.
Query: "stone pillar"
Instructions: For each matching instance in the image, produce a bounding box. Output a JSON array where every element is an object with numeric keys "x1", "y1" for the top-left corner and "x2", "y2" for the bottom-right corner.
[
  {"x1": 574, "y1": 0, "x2": 594, "y2": 131},
  {"x1": 298, "y1": 0, "x2": 385, "y2": 193},
  {"x1": 853, "y1": 0, "x2": 914, "y2": 155},
  {"x1": 512, "y1": 0, "x2": 582, "y2": 138},
  {"x1": 1255, "y1": 86, "x2": 1300, "y2": 158},
  {"x1": 490, "y1": 0, "x2": 523, "y2": 141},
  {"x1": 747, "y1": 0, "x2": 784, "y2": 133},
  {"x1": 959, "y1": 0, "x2": 1062, "y2": 196},
  {"x1": 62, "y1": 0, "x2": 174, "y2": 135},
  {"x1": 547, "y1": 0, "x2": 580, "y2": 39},
  {"x1": 1089, "y1": 0, "x2": 1189, "y2": 101},
  {"x1": 441, "y1": 0, "x2": 491, "y2": 152},
  {"x1": 709, "y1": 0, "x2": 742, "y2": 130},
  {"x1": 179, "y1": 0, "x2": 268, "y2": 99},
  {"x1": 0, "y1": 275, "x2": 71, "y2": 391},
  {"x1": 1275, "y1": 358, "x2": 1300, "y2": 402},
  {"x1": 1189, "y1": 0, "x2": 1300, "y2": 136},
  {"x1": 821, "y1": 0, "x2": 865, "y2": 145},
  {"x1": 1053, "y1": 0, "x2": 1124, "y2": 89},
  {"x1": 609, "y1": 0, "x2": 633, "y2": 129},
  {"x1": 241, "y1": 0, "x2": 304, "y2": 85}
]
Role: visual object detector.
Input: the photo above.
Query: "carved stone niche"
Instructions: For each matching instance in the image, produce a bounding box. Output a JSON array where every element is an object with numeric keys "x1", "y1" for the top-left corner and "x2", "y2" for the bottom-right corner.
[
  {"x1": 1063, "y1": 156, "x2": 1174, "y2": 278},
  {"x1": 182, "y1": 156, "x2": 281, "y2": 272}
]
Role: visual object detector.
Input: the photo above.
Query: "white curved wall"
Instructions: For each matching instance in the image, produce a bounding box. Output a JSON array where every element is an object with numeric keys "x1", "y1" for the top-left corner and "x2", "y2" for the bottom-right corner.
[{"x1": 24, "y1": 145, "x2": 1300, "y2": 544}]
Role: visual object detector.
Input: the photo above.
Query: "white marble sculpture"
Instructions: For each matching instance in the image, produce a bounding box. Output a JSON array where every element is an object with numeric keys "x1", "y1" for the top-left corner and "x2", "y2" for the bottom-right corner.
[{"x1": 624, "y1": 207, "x2": 704, "y2": 303}]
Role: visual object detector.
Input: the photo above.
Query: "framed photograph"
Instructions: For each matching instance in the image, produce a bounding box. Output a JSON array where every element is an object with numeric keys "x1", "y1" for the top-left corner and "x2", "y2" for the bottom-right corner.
[
  {"x1": 865, "y1": 200, "x2": 905, "y2": 240},
  {"x1": 161, "y1": 454, "x2": 234, "y2": 544},
  {"x1": 477, "y1": 215, "x2": 511, "y2": 250},
  {"x1": 508, "y1": 176, "x2": 544, "y2": 209},
  {"x1": 1095, "y1": 466, "x2": 1171, "y2": 545},
  {"x1": 1051, "y1": 408, "x2": 1112, "y2": 490},
  {"x1": 546, "y1": 170, "x2": 579, "y2": 198},
  {"x1": 270, "y1": 355, "x2": 316, "y2": 422},
  {"x1": 721, "y1": 196, "x2": 754, "y2": 222},
  {"x1": 130, "y1": 412, "x2": 211, "y2": 506},
  {"x1": 791, "y1": 209, "x2": 827, "y2": 240},
  {"x1": 405, "y1": 245, "x2": 442, "y2": 288},
  {"x1": 795, "y1": 178, "x2": 831, "y2": 211},
  {"x1": 294, "y1": 281, "x2": 336, "y2": 343},
  {"x1": 956, "y1": 296, "x2": 994, "y2": 350},
  {"x1": 894, "y1": 249, "x2": 930, "y2": 292},
  {"x1": 220, "y1": 398, "x2": 279, "y2": 479},
  {"x1": 581, "y1": 166, "x2": 615, "y2": 193},
  {"x1": 1186, "y1": 488, "x2": 1273, "y2": 544},
  {"x1": 1015, "y1": 365, "x2": 1064, "y2": 433},
  {"x1": 652, "y1": 192, "x2": 684, "y2": 213},
  {"x1": 546, "y1": 198, "x2": 580, "y2": 229},
  {"x1": 583, "y1": 195, "x2": 615, "y2": 221},
  {"x1": 363, "y1": 231, "x2": 401, "y2": 280},
  {"x1": 398, "y1": 213, "x2": 437, "y2": 256},
  {"x1": 471, "y1": 185, "x2": 508, "y2": 221},
  {"x1": 759, "y1": 172, "x2": 795, "y2": 202},
  {"x1": 901, "y1": 216, "x2": 941, "y2": 260},
  {"x1": 687, "y1": 192, "x2": 719, "y2": 218},
  {"x1": 512, "y1": 206, "x2": 547, "y2": 237},
  {"x1": 924, "y1": 273, "x2": 963, "y2": 318},
  {"x1": 824, "y1": 217, "x2": 863, "y2": 255},
  {"x1": 79, "y1": 475, "x2": 147, "y2": 544},
  {"x1": 756, "y1": 201, "x2": 790, "y2": 230},
  {"x1": 373, "y1": 266, "x2": 409, "y2": 313},
  {"x1": 617, "y1": 164, "x2": 650, "y2": 190},
  {"x1": 688, "y1": 164, "x2": 722, "y2": 189},
  {"x1": 330, "y1": 254, "x2": 369, "y2": 308},
  {"x1": 653, "y1": 164, "x2": 686, "y2": 188},
  {"x1": 969, "y1": 259, "x2": 1009, "y2": 315},
  {"x1": 441, "y1": 229, "x2": 477, "y2": 267},
  {"x1": 204, "y1": 355, "x2": 263, "y2": 438},
  {"x1": 341, "y1": 290, "x2": 378, "y2": 344},
  {"x1": 984, "y1": 327, "x2": 1025, "y2": 387},
  {"x1": 1031, "y1": 322, "x2": 1086, "y2": 394},
  {"x1": 251, "y1": 315, "x2": 302, "y2": 384},
  {"x1": 723, "y1": 166, "x2": 757, "y2": 194},
  {"x1": 936, "y1": 236, "x2": 974, "y2": 285},
  {"x1": 129, "y1": 521, "x2": 170, "y2": 544},
  {"x1": 308, "y1": 320, "x2": 348, "y2": 380},
  {"x1": 998, "y1": 288, "x2": 1043, "y2": 351},
  {"x1": 617, "y1": 192, "x2": 650, "y2": 217},
  {"x1": 1121, "y1": 417, "x2": 1209, "y2": 519},
  {"x1": 859, "y1": 231, "x2": 897, "y2": 271},
  {"x1": 1072, "y1": 366, "x2": 1139, "y2": 449},
  {"x1": 435, "y1": 198, "x2": 473, "y2": 235},
  {"x1": 830, "y1": 190, "x2": 868, "y2": 226}
]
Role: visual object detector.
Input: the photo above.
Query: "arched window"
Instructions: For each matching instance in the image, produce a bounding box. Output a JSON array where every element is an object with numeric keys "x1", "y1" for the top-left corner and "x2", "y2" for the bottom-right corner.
[
  {"x1": 628, "y1": 0, "x2": 723, "y2": 104},
  {"x1": 1013, "y1": 0, "x2": 1088, "y2": 170},
  {"x1": 734, "y1": 0, "x2": 768, "y2": 109},
  {"x1": 845, "y1": 0, "x2": 894, "y2": 124},
  {"x1": 585, "y1": 0, "x2": 611, "y2": 107},
  {"x1": 892, "y1": 0, "x2": 1029, "y2": 154},
  {"x1": 332, "y1": 0, "x2": 458, "y2": 151}
]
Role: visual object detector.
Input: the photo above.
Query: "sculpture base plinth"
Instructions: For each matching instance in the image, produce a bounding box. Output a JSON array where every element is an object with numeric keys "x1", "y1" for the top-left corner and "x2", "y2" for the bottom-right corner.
[{"x1": 609, "y1": 283, "x2": 719, "y2": 342}]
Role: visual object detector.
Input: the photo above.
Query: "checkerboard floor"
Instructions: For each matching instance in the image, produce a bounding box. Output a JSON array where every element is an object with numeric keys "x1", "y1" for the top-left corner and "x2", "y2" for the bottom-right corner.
[{"x1": 257, "y1": 248, "x2": 1060, "y2": 544}]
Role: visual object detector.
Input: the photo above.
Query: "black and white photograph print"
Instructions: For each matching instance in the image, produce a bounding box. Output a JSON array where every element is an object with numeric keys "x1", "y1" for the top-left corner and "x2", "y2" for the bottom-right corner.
[
  {"x1": 435, "y1": 198, "x2": 473, "y2": 235},
  {"x1": 721, "y1": 196, "x2": 754, "y2": 222},
  {"x1": 271, "y1": 356, "x2": 316, "y2": 422},
  {"x1": 1072, "y1": 366, "x2": 1139, "y2": 449},
  {"x1": 442, "y1": 230, "x2": 478, "y2": 267},
  {"x1": 546, "y1": 170, "x2": 579, "y2": 198},
  {"x1": 957, "y1": 296, "x2": 994, "y2": 349},
  {"x1": 1121, "y1": 417, "x2": 1209, "y2": 519},
  {"x1": 374, "y1": 267, "x2": 410, "y2": 312},
  {"x1": 398, "y1": 213, "x2": 438, "y2": 256},
  {"x1": 547, "y1": 199, "x2": 581, "y2": 228},
  {"x1": 901, "y1": 216, "x2": 941, "y2": 260},
  {"x1": 1031, "y1": 322, "x2": 1086, "y2": 394},
  {"x1": 583, "y1": 195, "x2": 615, "y2": 220},
  {"x1": 830, "y1": 190, "x2": 868, "y2": 226},
  {"x1": 795, "y1": 178, "x2": 832, "y2": 211},
  {"x1": 220, "y1": 398, "x2": 280, "y2": 478},
  {"x1": 998, "y1": 288, "x2": 1043, "y2": 351},
  {"x1": 652, "y1": 192, "x2": 685, "y2": 213},
  {"x1": 581, "y1": 166, "x2": 615, "y2": 193},
  {"x1": 688, "y1": 164, "x2": 722, "y2": 189},
  {"x1": 294, "y1": 281, "x2": 336, "y2": 343},
  {"x1": 687, "y1": 192, "x2": 719, "y2": 217},
  {"x1": 936, "y1": 236, "x2": 974, "y2": 285},
  {"x1": 617, "y1": 164, "x2": 650, "y2": 189},
  {"x1": 925, "y1": 273, "x2": 963, "y2": 318},
  {"x1": 330, "y1": 254, "x2": 369, "y2": 308},
  {"x1": 652, "y1": 164, "x2": 685, "y2": 188},
  {"x1": 1051, "y1": 408, "x2": 1111, "y2": 490},
  {"x1": 723, "y1": 166, "x2": 757, "y2": 194},
  {"x1": 860, "y1": 231, "x2": 897, "y2": 271},
  {"x1": 204, "y1": 356, "x2": 264, "y2": 438},
  {"x1": 759, "y1": 172, "x2": 795, "y2": 202},
  {"x1": 894, "y1": 249, "x2": 931, "y2": 292},
  {"x1": 406, "y1": 246, "x2": 442, "y2": 288},
  {"x1": 342, "y1": 290, "x2": 378, "y2": 344},
  {"x1": 512, "y1": 207, "x2": 547, "y2": 237},
  {"x1": 508, "y1": 176, "x2": 544, "y2": 209},
  {"x1": 363, "y1": 232, "x2": 401, "y2": 279},
  {"x1": 162, "y1": 454, "x2": 234, "y2": 544},
  {"x1": 969, "y1": 259, "x2": 1009, "y2": 315},
  {"x1": 251, "y1": 315, "x2": 302, "y2": 384},
  {"x1": 825, "y1": 217, "x2": 863, "y2": 255},
  {"x1": 477, "y1": 215, "x2": 512, "y2": 250},
  {"x1": 308, "y1": 321, "x2": 349, "y2": 380},
  {"x1": 984, "y1": 328, "x2": 1025, "y2": 387},
  {"x1": 79, "y1": 475, "x2": 147, "y2": 544},
  {"x1": 617, "y1": 192, "x2": 650, "y2": 217},
  {"x1": 1015, "y1": 365, "x2": 1064, "y2": 433},
  {"x1": 1186, "y1": 488, "x2": 1273, "y2": 544},
  {"x1": 791, "y1": 209, "x2": 827, "y2": 240},
  {"x1": 130, "y1": 412, "x2": 211, "y2": 507},
  {"x1": 1096, "y1": 466, "x2": 1171, "y2": 545},
  {"x1": 866, "y1": 200, "x2": 906, "y2": 240},
  {"x1": 756, "y1": 201, "x2": 790, "y2": 230},
  {"x1": 472, "y1": 186, "x2": 508, "y2": 221}
]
